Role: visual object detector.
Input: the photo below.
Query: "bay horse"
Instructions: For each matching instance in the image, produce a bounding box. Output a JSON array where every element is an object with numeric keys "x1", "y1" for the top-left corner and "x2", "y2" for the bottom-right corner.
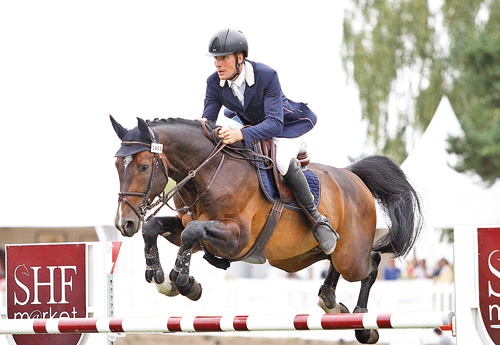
[{"x1": 111, "y1": 116, "x2": 422, "y2": 344}]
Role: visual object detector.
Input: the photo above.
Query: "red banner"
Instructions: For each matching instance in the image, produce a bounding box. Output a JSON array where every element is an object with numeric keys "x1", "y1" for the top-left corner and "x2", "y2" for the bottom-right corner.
[
  {"x1": 478, "y1": 227, "x2": 500, "y2": 344},
  {"x1": 6, "y1": 243, "x2": 87, "y2": 345}
]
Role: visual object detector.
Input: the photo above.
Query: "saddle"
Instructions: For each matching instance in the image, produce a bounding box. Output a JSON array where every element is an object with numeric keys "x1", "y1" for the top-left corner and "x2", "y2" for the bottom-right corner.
[{"x1": 259, "y1": 139, "x2": 310, "y2": 202}]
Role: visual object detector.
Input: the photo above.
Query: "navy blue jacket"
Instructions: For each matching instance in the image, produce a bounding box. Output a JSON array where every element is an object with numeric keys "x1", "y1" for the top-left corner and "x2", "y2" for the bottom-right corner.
[{"x1": 202, "y1": 60, "x2": 317, "y2": 147}]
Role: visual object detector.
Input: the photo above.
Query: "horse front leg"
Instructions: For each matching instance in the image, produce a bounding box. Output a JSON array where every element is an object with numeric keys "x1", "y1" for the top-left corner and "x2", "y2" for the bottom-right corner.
[
  {"x1": 142, "y1": 216, "x2": 184, "y2": 297},
  {"x1": 170, "y1": 219, "x2": 244, "y2": 301}
]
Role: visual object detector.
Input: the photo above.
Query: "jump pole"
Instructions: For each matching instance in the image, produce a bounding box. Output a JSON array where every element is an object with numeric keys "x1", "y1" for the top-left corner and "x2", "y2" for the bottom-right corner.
[{"x1": 0, "y1": 311, "x2": 454, "y2": 334}]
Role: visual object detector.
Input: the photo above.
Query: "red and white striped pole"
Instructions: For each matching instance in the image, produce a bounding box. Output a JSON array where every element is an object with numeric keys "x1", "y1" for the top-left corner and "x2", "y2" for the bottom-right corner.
[{"x1": 0, "y1": 311, "x2": 454, "y2": 335}]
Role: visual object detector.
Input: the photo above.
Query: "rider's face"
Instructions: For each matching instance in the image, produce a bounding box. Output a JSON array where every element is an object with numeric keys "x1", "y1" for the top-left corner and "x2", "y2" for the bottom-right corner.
[{"x1": 214, "y1": 53, "x2": 242, "y2": 81}]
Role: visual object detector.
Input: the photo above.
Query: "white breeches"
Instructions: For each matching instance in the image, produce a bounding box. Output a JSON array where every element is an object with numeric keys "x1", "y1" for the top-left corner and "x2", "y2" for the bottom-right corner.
[{"x1": 272, "y1": 136, "x2": 306, "y2": 175}]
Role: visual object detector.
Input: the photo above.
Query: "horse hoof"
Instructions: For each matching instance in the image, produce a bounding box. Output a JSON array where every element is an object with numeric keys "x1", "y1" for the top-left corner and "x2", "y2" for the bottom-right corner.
[
  {"x1": 317, "y1": 285, "x2": 337, "y2": 311},
  {"x1": 153, "y1": 277, "x2": 179, "y2": 297},
  {"x1": 338, "y1": 302, "x2": 349, "y2": 313},
  {"x1": 185, "y1": 279, "x2": 202, "y2": 301},
  {"x1": 355, "y1": 329, "x2": 379, "y2": 344},
  {"x1": 176, "y1": 276, "x2": 202, "y2": 301},
  {"x1": 145, "y1": 270, "x2": 153, "y2": 283},
  {"x1": 146, "y1": 268, "x2": 165, "y2": 285},
  {"x1": 318, "y1": 300, "x2": 350, "y2": 314},
  {"x1": 318, "y1": 299, "x2": 341, "y2": 313},
  {"x1": 353, "y1": 306, "x2": 379, "y2": 344},
  {"x1": 145, "y1": 270, "x2": 162, "y2": 284},
  {"x1": 353, "y1": 306, "x2": 367, "y2": 314}
]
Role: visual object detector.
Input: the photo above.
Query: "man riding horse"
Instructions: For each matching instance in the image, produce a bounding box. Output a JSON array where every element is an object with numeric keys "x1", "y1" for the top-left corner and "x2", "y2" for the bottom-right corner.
[{"x1": 202, "y1": 28, "x2": 339, "y2": 255}]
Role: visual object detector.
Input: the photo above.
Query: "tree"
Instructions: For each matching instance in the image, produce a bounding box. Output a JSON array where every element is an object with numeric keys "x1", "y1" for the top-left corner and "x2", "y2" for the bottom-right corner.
[
  {"x1": 447, "y1": 2, "x2": 500, "y2": 186},
  {"x1": 342, "y1": 0, "x2": 500, "y2": 183}
]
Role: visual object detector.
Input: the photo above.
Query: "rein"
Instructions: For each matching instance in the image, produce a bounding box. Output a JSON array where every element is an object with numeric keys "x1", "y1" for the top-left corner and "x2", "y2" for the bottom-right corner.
[
  {"x1": 159, "y1": 121, "x2": 273, "y2": 217},
  {"x1": 118, "y1": 128, "x2": 227, "y2": 223},
  {"x1": 118, "y1": 120, "x2": 274, "y2": 224},
  {"x1": 156, "y1": 138, "x2": 227, "y2": 217},
  {"x1": 200, "y1": 120, "x2": 274, "y2": 169}
]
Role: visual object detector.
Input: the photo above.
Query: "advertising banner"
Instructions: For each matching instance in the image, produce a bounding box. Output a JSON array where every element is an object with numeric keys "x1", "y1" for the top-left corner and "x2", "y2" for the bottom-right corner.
[
  {"x1": 478, "y1": 227, "x2": 500, "y2": 344},
  {"x1": 6, "y1": 243, "x2": 87, "y2": 345}
]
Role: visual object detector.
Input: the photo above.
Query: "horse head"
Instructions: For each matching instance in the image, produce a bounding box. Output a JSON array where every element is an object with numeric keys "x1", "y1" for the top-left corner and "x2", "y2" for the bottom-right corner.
[{"x1": 110, "y1": 115, "x2": 168, "y2": 237}]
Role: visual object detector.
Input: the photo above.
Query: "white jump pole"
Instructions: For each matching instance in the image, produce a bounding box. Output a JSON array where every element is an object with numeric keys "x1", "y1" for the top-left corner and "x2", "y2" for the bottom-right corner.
[{"x1": 0, "y1": 311, "x2": 454, "y2": 334}]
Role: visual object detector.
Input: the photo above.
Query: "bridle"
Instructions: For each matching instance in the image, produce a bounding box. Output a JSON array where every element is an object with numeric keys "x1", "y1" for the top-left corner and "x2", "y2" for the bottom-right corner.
[
  {"x1": 117, "y1": 120, "x2": 273, "y2": 225},
  {"x1": 117, "y1": 141, "x2": 169, "y2": 223},
  {"x1": 117, "y1": 126, "x2": 228, "y2": 224}
]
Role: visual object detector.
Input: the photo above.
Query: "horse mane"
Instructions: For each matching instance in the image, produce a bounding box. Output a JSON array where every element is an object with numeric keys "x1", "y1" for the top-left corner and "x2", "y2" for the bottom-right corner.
[{"x1": 145, "y1": 117, "x2": 217, "y2": 129}]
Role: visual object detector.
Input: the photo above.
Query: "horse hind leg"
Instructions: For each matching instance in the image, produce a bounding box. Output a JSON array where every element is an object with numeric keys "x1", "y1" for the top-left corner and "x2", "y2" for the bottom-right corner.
[
  {"x1": 317, "y1": 260, "x2": 349, "y2": 314},
  {"x1": 354, "y1": 251, "x2": 382, "y2": 344}
]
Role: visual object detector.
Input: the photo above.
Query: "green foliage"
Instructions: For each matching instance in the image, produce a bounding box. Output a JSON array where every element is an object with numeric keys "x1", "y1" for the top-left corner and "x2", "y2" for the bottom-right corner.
[
  {"x1": 440, "y1": 228, "x2": 454, "y2": 244},
  {"x1": 342, "y1": 0, "x2": 443, "y2": 163},
  {"x1": 343, "y1": 0, "x2": 500, "y2": 180},
  {"x1": 448, "y1": 24, "x2": 500, "y2": 185}
]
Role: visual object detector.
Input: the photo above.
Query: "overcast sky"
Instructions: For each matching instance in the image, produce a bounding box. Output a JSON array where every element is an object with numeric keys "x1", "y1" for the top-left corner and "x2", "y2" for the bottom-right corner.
[{"x1": 0, "y1": 1, "x2": 366, "y2": 227}]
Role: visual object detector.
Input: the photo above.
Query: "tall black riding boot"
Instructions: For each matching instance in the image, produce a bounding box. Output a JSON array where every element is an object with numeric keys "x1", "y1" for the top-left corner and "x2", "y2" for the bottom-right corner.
[{"x1": 283, "y1": 159, "x2": 340, "y2": 255}]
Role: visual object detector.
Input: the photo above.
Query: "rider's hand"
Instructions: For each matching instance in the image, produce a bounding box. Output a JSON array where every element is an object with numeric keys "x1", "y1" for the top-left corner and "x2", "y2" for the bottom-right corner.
[{"x1": 218, "y1": 126, "x2": 243, "y2": 144}]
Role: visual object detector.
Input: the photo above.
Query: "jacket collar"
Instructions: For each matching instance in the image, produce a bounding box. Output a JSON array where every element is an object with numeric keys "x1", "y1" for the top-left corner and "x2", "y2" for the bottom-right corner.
[{"x1": 219, "y1": 60, "x2": 255, "y2": 87}]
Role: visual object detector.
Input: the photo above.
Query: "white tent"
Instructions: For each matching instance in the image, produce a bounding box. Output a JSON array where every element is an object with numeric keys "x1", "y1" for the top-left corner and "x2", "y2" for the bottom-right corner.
[
  {"x1": 398, "y1": 96, "x2": 500, "y2": 261},
  {"x1": 402, "y1": 96, "x2": 500, "y2": 228}
]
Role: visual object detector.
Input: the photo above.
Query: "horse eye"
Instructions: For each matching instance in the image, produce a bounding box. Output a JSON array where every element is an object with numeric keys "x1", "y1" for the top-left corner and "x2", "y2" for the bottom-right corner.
[{"x1": 139, "y1": 165, "x2": 150, "y2": 173}]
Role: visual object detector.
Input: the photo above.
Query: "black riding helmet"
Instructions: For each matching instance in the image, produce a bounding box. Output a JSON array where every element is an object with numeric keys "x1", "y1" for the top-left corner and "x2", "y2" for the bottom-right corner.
[
  {"x1": 207, "y1": 28, "x2": 248, "y2": 57},
  {"x1": 207, "y1": 28, "x2": 248, "y2": 81}
]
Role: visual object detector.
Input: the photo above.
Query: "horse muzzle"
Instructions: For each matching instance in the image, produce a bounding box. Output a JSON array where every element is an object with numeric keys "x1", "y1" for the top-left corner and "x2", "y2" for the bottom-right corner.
[
  {"x1": 115, "y1": 219, "x2": 140, "y2": 237},
  {"x1": 114, "y1": 191, "x2": 150, "y2": 237},
  {"x1": 115, "y1": 206, "x2": 142, "y2": 237}
]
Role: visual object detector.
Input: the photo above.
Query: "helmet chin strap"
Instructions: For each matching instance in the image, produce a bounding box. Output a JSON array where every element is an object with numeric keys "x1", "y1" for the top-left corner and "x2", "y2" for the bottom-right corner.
[{"x1": 228, "y1": 53, "x2": 243, "y2": 82}]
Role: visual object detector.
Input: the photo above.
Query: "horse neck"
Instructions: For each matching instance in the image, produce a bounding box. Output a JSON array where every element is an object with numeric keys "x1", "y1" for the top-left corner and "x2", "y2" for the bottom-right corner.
[
  {"x1": 158, "y1": 123, "x2": 217, "y2": 183},
  {"x1": 156, "y1": 121, "x2": 258, "y2": 215}
]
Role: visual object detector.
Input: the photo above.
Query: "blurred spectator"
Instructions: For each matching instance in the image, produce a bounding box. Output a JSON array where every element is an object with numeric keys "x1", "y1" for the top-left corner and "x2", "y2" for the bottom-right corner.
[
  {"x1": 384, "y1": 259, "x2": 401, "y2": 280},
  {"x1": 406, "y1": 258, "x2": 417, "y2": 278},
  {"x1": 413, "y1": 259, "x2": 432, "y2": 279},
  {"x1": 434, "y1": 258, "x2": 454, "y2": 283}
]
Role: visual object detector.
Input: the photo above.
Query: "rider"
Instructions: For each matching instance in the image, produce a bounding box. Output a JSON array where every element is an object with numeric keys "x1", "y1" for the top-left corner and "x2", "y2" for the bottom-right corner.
[{"x1": 201, "y1": 28, "x2": 339, "y2": 255}]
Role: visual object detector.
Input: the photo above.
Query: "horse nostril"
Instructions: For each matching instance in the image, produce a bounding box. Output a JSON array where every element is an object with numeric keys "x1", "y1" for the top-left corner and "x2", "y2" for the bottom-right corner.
[{"x1": 123, "y1": 220, "x2": 137, "y2": 237}]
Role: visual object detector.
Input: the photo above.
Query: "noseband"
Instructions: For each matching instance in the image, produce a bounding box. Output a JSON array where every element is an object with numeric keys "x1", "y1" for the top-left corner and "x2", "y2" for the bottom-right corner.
[{"x1": 118, "y1": 141, "x2": 168, "y2": 222}]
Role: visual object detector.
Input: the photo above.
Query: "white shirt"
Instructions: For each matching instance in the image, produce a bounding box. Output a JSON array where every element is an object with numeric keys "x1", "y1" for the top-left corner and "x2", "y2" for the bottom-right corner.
[{"x1": 228, "y1": 64, "x2": 246, "y2": 105}]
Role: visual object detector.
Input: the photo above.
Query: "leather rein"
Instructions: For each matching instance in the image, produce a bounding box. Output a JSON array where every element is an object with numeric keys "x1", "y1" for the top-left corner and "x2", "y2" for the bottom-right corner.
[
  {"x1": 118, "y1": 121, "x2": 274, "y2": 223},
  {"x1": 118, "y1": 121, "x2": 272, "y2": 224},
  {"x1": 118, "y1": 136, "x2": 226, "y2": 224}
]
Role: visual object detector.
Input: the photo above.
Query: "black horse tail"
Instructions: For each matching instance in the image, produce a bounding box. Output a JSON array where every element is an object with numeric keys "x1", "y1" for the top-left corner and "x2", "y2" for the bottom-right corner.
[{"x1": 347, "y1": 155, "x2": 423, "y2": 258}]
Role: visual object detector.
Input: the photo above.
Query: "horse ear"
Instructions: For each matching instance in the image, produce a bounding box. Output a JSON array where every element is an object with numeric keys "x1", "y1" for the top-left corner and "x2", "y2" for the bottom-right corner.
[
  {"x1": 137, "y1": 117, "x2": 154, "y2": 142},
  {"x1": 110, "y1": 115, "x2": 128, "y2": 140}
]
